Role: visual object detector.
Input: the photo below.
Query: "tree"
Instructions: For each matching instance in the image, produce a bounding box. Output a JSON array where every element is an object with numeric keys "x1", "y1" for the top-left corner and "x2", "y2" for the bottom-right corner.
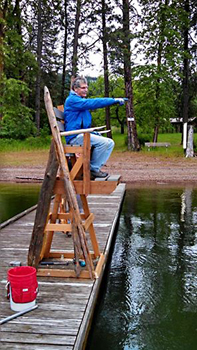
[
  {"x1": 181, "y1": 0, "x2": 197, "y2": 148},
  {"x1": 61, "y1": 0, "x2": 68, "y2": 102},
  {"x1": 28, "y1": 0, "x2": 62, "y2": 133},
  {"x1": 0, "y1": 1, "x2": 7, "y2": 80},
  {"x1": 101, "y1": 0, "x2": 112, "y2": 138},
  {"x1": 104, "y1": 0, "x2": 140, "y2": 149},
  {"x1": 71, "y1": 0, "x2": 81, "y2": 76},
  {"x1": 122, "y1": 0, "x2": 140, "y2": 150},
  {"x1": 34, "y1": 0, "x2": 42, "y2": 133},
  {"x1": 137, "y1": 0, "x2": 186, "y2": 141},
  {"x1": 0, "y1": 0, "x2": 36, "y2": 138}
]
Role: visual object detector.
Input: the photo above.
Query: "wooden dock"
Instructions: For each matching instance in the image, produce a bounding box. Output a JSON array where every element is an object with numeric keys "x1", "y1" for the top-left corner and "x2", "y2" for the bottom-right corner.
[{"x1": 0, "y1": 183, "x2": 125, "y2": 350}]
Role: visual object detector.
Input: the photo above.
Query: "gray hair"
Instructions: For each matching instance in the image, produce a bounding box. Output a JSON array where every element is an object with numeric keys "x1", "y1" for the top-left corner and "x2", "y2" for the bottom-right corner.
[{"x1": 71, "y1": 76, "x2": 87, "y2": 90}]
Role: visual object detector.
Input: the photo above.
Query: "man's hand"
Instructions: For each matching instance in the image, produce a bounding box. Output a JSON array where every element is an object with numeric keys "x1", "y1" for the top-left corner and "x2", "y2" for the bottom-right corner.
[{"x1": 114, "y1": 98, "x2": 127, "y2": 105}]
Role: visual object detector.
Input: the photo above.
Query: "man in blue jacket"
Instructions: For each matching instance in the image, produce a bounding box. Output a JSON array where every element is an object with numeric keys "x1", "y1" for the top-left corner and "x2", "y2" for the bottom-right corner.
[{"x1": 64, "y1": 76, "x2": 125, "y2": 179}]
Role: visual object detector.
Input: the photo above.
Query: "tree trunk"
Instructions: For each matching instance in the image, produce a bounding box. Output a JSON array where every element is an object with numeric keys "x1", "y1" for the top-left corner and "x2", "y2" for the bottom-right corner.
[
  {"x1": 0, "y1": 9, "x2": 3, "y2": 78},
  {"x1": 71, "y1": 0, "x2": 81, "y2": 77},
  {"x1": 122, "y1": 0, "x2": 140, "y2": 151},
  {"x1": 0, "y1": 1, "x2": 8, "y2": 78},
  {"x1": 61, "y1": 0, "x2": 68, "y2": 102},
  {"x1": 186, "y1": 125, "x2": 194, "y2": 158},
  {"x1": 182, "y1": 0, "x2": 189, "y2": 144},
  {"x1": 153, "y1": 125, "x2": 159, "y2": 143},
  {"x1": 153, "y1": 0, "x2": 169, "y2": 142},
  {"x1": 115, "y1": 106, "x2": 125, "y2": 134},
  {"x1": 120, "y1": 122, "x2": 124, "y2": 134},
  {"x1": 101, "y1": 0, "x2": 112, "y2": 139},
  {"x1": 35, "y1": 0, "x2": 43, "y2": 134},
  {"x1": 0, "y1": 1, "x2": 8, "y2": 81},
  {"x1": 0, "y1": 2, "x2": 8, "y2": 119}
]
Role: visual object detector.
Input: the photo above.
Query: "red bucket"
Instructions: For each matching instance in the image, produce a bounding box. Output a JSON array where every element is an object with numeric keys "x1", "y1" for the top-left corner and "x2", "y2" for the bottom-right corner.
[{"x1": 7, "y1": 266, "x2": 38, "y2": 310}]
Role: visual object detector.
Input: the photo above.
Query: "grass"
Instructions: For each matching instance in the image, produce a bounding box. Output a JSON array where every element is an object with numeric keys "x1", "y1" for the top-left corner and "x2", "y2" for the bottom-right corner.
[
  {"x1": 0, "y1": 132, "x2": 192, "y2": 166},
  {"x1": 112, "y1": 133, "x2": 127, "y2": 152},
  {"x1": 0, "y1": 136, "x2": 52, "y2": 152},
  {"x1": 146, "y1": 132, "x2": 184, "y2": 157},
  {"x1": 113, "y1": 132, "x2": 187, "y2": 157}
]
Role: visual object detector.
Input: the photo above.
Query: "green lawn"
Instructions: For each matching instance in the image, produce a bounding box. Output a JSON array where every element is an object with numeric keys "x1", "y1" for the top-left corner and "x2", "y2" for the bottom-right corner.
[
  {"x1": 113, "y1": 132, "x2": 193, "y2": 157},
  {"x1": 0, "y1": 132, "x2": 194, "y2": 158}
]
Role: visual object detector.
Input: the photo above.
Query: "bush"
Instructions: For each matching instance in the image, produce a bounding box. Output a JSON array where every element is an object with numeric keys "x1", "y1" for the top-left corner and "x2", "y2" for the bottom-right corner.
[
  {"x1": 137, "y1": 133, "x2": 152, "y2": 146},
  {"x1": 0, "y1": 77, "x2": 36, "y2": 139},
  {"x1": 124, "y1": 133, "x2": 152, "y2": 147}
]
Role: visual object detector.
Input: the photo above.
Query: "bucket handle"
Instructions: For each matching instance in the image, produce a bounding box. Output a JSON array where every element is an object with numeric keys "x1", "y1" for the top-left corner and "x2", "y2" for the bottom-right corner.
[{"x1": 5, "y1": 282, "x2": 10, "y2": 300}]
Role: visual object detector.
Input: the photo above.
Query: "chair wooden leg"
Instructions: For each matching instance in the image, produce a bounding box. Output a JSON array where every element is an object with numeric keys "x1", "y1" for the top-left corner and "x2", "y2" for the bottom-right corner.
[
  {"x1": 80, "y1": 194, "x2": 100, "y2": 257},
  {"x1": 40, "y1": 194, "x2": 62, "y2": 259}
]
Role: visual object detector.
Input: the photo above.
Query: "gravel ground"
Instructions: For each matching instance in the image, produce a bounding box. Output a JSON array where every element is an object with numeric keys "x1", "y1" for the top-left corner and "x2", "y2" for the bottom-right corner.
[{"x1": 1, "y1": 152, "x2": 197, "y2": 185}]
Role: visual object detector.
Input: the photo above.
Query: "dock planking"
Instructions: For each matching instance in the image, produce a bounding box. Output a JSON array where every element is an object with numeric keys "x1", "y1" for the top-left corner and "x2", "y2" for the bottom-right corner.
[{"x1": 0, "y1": 183, "x2": 125, "y2": 350}]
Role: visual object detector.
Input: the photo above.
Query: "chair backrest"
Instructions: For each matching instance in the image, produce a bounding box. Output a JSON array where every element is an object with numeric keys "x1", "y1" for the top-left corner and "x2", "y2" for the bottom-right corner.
[{"x1": 53, "y1": 107, "x2": 64, "y2": 132}]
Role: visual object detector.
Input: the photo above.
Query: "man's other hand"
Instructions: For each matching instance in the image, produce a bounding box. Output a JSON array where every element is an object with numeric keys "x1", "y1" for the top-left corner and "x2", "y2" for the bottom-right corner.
[{"x1": 114, "y1": 98, "x2": 126, "y2": 105}]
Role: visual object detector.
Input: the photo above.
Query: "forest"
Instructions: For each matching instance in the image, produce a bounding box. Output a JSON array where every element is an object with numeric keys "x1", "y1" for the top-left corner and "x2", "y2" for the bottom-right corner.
[{"x1": 0, "y1": 0, "x2": 196, "y2": 151}]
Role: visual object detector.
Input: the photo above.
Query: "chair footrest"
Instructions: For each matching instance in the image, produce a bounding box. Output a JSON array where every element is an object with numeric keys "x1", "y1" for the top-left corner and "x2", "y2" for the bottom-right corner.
[{"x1": 94, "y1": 174, "x2": 121, "y2": 182}]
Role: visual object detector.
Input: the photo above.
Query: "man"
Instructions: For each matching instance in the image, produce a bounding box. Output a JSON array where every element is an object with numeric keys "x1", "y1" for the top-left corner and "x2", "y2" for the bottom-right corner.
[{"x1": 64, "y1": 76, "x2": 125, "y2": 178}]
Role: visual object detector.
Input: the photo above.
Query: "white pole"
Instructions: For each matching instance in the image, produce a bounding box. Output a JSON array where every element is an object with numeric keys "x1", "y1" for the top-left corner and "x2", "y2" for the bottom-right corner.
[
  {"x1": 0, "y1": 305, "x2": 38, "y2": 325},
  {"x1": 183, "y1": 122, "x2": 187, "y2": 149}
]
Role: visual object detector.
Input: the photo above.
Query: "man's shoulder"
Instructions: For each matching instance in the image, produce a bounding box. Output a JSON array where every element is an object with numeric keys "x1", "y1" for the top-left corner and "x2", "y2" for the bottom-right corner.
[{"x1": 66, "y1": 91, "x2": 82, "y2": 102}]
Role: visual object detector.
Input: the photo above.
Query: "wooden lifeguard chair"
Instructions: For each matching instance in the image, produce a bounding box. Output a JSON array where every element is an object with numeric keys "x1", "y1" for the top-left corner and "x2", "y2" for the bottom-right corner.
[{"x1": 28, "y1": 87, "x2": 121, "y2": 279}]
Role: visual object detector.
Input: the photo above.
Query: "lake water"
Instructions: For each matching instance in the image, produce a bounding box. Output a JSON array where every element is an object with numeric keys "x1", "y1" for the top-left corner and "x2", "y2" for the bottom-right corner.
[
  {"x1": 86, "y1": 185, "x2": 197, "y2": 350},
  {"x1": 0, "y1": 183, "x2": 197, "y2": 349},
  {"x1": 0, "y1": 183, "x2": 40, "y2": 224}
]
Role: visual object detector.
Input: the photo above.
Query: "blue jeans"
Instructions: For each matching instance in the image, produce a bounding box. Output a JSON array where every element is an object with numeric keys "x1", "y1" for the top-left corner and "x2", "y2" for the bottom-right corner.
[{"x1": 69, "y1": 133, "x2": 115, "y2": 172}]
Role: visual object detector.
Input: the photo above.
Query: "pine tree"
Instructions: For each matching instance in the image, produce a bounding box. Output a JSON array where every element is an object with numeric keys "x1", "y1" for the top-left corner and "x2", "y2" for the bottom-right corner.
[
  {"x1": 137, "y1": 0, "x2": 188, "y2": 141},
  {"x1": 27, "y1": 0, "x2": 62, "y2": 132},
  {"x1": 122, "y1": 0, "x2": 140, "y2": 150},
  {"x1": 0, "y1": 0, "x2": 36, "y2": 139}
]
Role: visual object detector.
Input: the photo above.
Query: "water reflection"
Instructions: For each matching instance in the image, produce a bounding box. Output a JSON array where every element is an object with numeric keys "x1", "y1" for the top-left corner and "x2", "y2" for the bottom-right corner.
[
  {"x1": 86, "y1": 186, "x2": 197, "y2": 350},
  {"x1": 0, "y1": 183, "x2": 40, "y2": 224}
]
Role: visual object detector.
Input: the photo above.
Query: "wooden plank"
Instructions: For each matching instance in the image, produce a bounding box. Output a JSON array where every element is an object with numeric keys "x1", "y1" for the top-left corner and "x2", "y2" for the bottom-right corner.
[
  {"x1": 63, "y1": 145, "x2": 83, "y2": 154},
  {"x1": 54, "y1": 178, "x2": 118, "y2": 195},
  {"x1": 0, "y1": 333, "x2": 75, "y2": 345},
  {"x1": 1, "y1": 323, "x2": 78, "y2": 335},
  {"x1": 57, "y1": 105, "x2": 64, "y2": 112},
  {"x1": 80, "y1": 195, "x2": 100, "y2": 257},
  {"x1": 40, "y1": 193, "x2": 62, "y2": 259},
  {"x1": 45, "y1": 223, "x2": 71, "y2": 232},
  {"x1": 83, "y1": 213, "x2": 94, "y2": 231},
  {"x1": 48, "y1": 251, "x2": 95, "y2": 259},
  {"x1": 0, "y1": 344, "x2": 72, "y2": 350},
  {"x1": 37, "y1": 268, "x2": 94, "y2": 279},
  {"x1": 69, "y1": 156, "x2": 83, "y2": 180},
  {"x1": 83, "y1": 133, "x2": 91, "y2": 195}
]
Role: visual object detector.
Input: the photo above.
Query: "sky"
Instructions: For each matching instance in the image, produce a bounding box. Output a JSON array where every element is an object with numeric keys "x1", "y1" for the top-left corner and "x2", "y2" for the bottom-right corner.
[{"x1": 79, "y1": 0, "x2": 142, "y2": 77}]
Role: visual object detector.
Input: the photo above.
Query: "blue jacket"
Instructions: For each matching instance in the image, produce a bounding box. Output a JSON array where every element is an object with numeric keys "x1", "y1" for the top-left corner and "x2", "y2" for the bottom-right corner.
[{"x1": 64, "y1": 91, "x2": 118, "y2": 143}]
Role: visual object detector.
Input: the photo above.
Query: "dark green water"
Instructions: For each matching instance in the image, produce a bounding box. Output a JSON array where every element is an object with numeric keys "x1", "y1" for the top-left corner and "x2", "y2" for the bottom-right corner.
[
  {"x1": 0, "y1": 183, "x2": 40, "y2": 224},
  {"x1": 86, "y1": 186, "x2": 197, "y2": 350}
]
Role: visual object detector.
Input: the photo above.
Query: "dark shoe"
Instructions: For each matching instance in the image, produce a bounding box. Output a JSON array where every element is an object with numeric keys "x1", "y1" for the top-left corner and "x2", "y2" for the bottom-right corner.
[{"x1": 90, "y1": 170, "x2": 108, "y2": 179}]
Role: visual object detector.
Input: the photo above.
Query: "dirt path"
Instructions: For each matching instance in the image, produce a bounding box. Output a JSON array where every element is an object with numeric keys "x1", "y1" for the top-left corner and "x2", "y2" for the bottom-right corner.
[{"x1": 1, "y1": 151, "x2": 197, "y2": 184}]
